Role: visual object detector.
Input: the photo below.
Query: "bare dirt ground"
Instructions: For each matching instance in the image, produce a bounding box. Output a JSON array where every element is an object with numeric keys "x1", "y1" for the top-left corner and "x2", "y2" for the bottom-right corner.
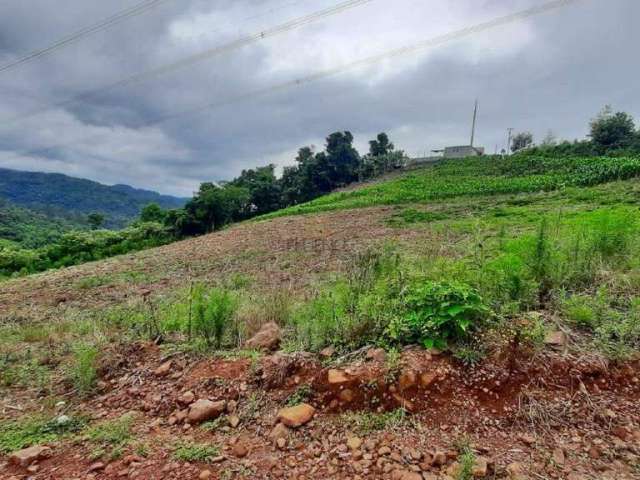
[
  {"x1": 2, "y1": 206, "x2": 640, "y2": 479},
  {"x1": 1, "y1": 206, "x2": 429, "y2": 322},
  {"x1": 1, "y1": 341, "x2": 639, "y2": 480}
]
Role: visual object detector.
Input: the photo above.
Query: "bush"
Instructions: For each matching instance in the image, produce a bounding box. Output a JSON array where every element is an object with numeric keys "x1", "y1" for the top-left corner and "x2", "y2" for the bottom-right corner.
[
  {"x1": 387, "y1": 281, "x2": 490, "y2": 349},
  {"x1": 192, "y1": 286, "x2": 237, "y2": 348}
]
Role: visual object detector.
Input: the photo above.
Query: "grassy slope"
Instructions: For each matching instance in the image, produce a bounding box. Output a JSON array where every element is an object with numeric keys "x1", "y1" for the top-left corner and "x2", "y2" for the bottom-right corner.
[{"x1": 260, "y1": 155, "x2": 640, "y2": 219}]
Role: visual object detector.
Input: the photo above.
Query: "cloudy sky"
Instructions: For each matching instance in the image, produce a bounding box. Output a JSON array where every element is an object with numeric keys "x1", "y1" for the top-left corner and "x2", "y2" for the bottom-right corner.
[{"x1": 0, "y1": 0, "x2": 638, "y2": 196}]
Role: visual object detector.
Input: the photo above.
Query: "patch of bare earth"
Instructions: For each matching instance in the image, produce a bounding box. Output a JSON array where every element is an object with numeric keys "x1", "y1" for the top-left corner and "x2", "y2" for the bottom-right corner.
[
  {"x1": 2, "y1": 341, "x2": 639, "y2": 479},
  {"x1": 0, "y1": 206, "x2": 437, "y2": 322}
]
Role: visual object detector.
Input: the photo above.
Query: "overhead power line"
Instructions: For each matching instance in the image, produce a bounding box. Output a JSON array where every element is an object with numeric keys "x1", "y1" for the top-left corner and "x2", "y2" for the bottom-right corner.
[
  {"x1": 0, "y1": 0, "x2": 174, "y2": 75},
  {"x1": 153, "y1": 0, "x2": 585, "y2": 124},
  {"x1": 3, "y1": 0, "x2": 373, "y2": 127},
  {"x1": 3, "y1": 0, "x2": 583, "y2": 164}
]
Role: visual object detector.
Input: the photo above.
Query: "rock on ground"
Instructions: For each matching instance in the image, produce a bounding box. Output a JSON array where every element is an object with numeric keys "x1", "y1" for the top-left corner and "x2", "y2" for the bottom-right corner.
[
  {"x1": 8, "y1": 446, "x2": 52, "y2": 468},
  {"x1": 276, "y1": 403, "x2": 315, "y2": 428},
  {"x1": 245, "y1": 322, "x2": 282, "y2": 351},
  {"x1": 187, "y1": 399, "x2": 226, "y2": 424}
]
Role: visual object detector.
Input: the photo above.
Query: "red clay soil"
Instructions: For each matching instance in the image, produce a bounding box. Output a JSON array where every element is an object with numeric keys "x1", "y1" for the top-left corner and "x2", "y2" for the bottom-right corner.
[{"x1": 2, "y1": 343, "x2": 640, "y2": 480}]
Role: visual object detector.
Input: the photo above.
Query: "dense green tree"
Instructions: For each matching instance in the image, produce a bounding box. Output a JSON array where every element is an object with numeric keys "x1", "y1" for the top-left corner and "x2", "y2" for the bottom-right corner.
[
  {"x1": 324, "y1": 131, "x2": 360, "y2": 186},
  {"x1": 231, "y1": 164, "x2": 282, "y2": 215},
  {"x1": 183, "y1": 183, "x2": 250, "y2": 234},
  {"x1": 369, "y1": 133, "x2": 394, "y2": 157},
  {"x1": 589, "y1": 106, "x2": 636, "y2": 152},
  {"x1": 87, "y1": 213, "x2": 105, "y2": 230},
  {"x1": 360, "y1": 133, "x2": 405, "y2": 179},
  {"x1": 140, "y1": 203, "x2": 167, "y2": 223},
  {"x1": 511, "y1": 132, "x2": 534, "y2": 152}
]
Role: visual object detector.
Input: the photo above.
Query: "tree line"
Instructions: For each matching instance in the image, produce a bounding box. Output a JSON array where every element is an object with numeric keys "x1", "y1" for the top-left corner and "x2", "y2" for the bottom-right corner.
[
  {"x1": 510, "y1": 106, "x2": 640, "y2": 155},
  {"x1": 142, "y1": 131, "x2": 406, "y2": 236}
]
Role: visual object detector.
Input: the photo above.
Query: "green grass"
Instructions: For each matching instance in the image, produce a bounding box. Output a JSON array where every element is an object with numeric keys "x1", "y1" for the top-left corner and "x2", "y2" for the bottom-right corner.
[
  {"x1": 260, "y1": 155, "x2": 640, "y2": 219},
  {"x1": 0, "y1": 415, "x2": 86, "y2": 454},
  {"x1": 173, "y1": 441, "x2": 220, "y2": 462},
  {"x1": 84, "y1": 413, "x2": 136, "y2": 460},
  {"x1": 341, "y1": 409, "x2": 408, "y2": 434}
]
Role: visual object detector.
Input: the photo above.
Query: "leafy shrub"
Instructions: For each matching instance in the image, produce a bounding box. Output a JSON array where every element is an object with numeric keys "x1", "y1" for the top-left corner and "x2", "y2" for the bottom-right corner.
[{"x1": 387, "y1": 281, "x2": 490, "y2": 349}]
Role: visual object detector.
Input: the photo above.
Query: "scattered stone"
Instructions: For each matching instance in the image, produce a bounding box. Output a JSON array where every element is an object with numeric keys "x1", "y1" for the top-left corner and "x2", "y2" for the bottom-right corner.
[
  {"x1": 327, "y1": 369, "x2": 350, "y2": 385},
  {"x1": 187, "y1": 399, "x2": 226, "y2": 424},
  {"x1": 545, "y1": 331, "x2": 568, "y2": 347},
  {"x1": 269, "y1": 422, "x2": 290, "y2": 444},
  {"x1": 506, "y1": 462, "x2": 524, "y2": 479},
  {"x1": 419, "y1": 372, "x2": 437, "y2": 387},
  {"x1": 339, "y1": 389, "x2": 355, "y2": 403},
  {"x1": 378, "y1": 446, "x2": 391, "y2": 456},
  {"x1": 391, "y1": 469, "x2": 422, "y2": 480},
  {"x1": 276, "y1": 438, "x2": 287, "y2": 450},
  {"x1": 319, "y1": 346, "x2": 336, "y2": 359},
  {"x1": 347, "y1": 436, "x2": 362, "y2": 451},
  {"x1": 229, "y1": 415, "x2": 241, "y2": 428},
  {"x1": 9, "y1": 446, "x2": 52, "y2": 468},
  {"x1": 277, "y1": 403, "x2": 315, "y2": 428},
  {"x1": 154, "y1": 360, "x2": 173, "y2": 377},
  {"x1": 552, "y1": 447, "x2": 565, "y2": 466},
  {"x1": 472, "y1": 456, "x2": 488, "y2": 477},
  {"x1": 519, "y1": 433, "x2": 536, "y2": 445},
  {"x1": 199, "y1": 470, "x2": 212, "y2": 480},
  {"x1": 245, "y1": 322, "x2": 282, "y2": 351},
  {"x1": 178, "y1": 391, "x2": 195, "y2": 405},
  {"x1": 87, "y1": 462, "x2": 105, "y2": 473},
  {"x1": 366, "y1": 348, "x2": 386, "y2": 362},
  {"x1": 232, "y1": 442, "x2": 248, "y2": 458}
]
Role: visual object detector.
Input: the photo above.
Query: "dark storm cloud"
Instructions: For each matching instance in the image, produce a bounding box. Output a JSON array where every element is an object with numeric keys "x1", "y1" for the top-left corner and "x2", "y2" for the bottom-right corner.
[{"x1": 0, "y1": 0, "x2": 637, "y2": 195}]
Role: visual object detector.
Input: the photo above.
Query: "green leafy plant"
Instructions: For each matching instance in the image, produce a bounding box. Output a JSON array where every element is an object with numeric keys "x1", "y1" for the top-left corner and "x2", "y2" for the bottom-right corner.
[{"x1": 388, "y1": 281, "x2": 490, "y2": 349}]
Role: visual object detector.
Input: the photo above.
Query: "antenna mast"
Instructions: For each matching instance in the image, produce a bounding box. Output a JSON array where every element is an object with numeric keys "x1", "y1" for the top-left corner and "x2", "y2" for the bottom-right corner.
[{"x1": 470, "y1": 99, "x2": 478, "y2": 147}]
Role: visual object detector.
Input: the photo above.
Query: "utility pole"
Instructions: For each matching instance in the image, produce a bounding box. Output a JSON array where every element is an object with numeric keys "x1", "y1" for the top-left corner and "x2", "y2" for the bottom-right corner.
[
  {"x1": 506, "y1": 127, "x2": 514, "y2": 155},
  {"x1": 470, "y1": 99, "x2": 478, "y2": 147}
]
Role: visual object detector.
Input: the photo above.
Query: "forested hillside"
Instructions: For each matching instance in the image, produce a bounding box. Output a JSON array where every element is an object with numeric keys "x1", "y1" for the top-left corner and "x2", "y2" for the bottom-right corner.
[
  {"x1": 0, "y1": 168, "x2": 186, "y2": 228},
  {"x1": 0, "y1": 198, "x2": 84, "y2": 248}
]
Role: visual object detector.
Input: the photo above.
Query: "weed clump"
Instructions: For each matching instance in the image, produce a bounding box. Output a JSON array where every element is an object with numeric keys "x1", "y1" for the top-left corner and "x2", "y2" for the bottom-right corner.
[
  {"x1": 85, "y1": 413, "x2": 136, "y2": 460},
  {"x1": 69, "y1": 343, "x2": 99, "y2": 396},
  {"x1": 192, "y1": 285, "x2": 237, "y2": 348},
  {"x1": 388, "y1": 281, "x2": 490, "y2": 350}
]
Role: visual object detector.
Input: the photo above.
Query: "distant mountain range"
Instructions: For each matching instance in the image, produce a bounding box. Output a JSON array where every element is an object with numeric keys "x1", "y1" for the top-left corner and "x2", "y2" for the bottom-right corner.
[{"x1": 0, "y1": 167, "x2": 187, "y2": 230}]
